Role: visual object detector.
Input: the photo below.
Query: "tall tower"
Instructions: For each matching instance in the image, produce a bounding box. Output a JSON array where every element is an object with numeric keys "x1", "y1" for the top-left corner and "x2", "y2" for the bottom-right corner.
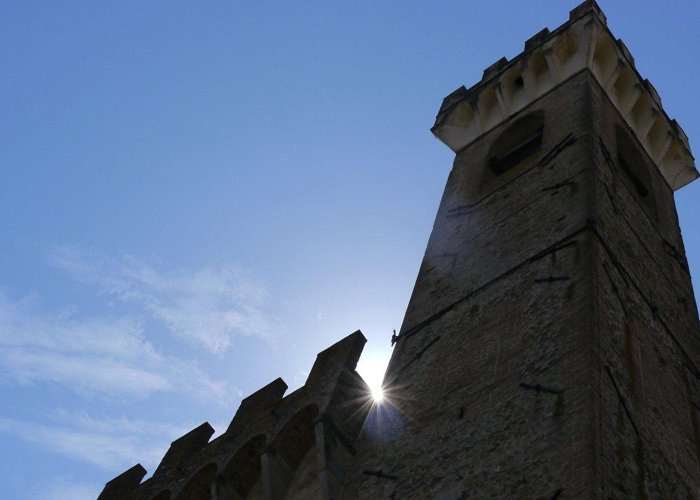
[
  {"x1": 341, "y1": 1, "x2": 700, "y2": 498},
  {"x1": 98, "y1": 2, "x2": 700, "y2": 499}
]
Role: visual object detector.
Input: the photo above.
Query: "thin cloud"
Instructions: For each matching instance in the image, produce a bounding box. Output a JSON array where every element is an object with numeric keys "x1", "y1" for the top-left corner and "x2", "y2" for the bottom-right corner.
[
  {"x1": 48, "y1": 246, "x2": 280, "y2": 353},
  {"x1": 33, "y1": 476, "x2": 102, "y2": 500},
  {"x1": 0, "y1": 292, "x2": 228, "y2": 402},
  {"x1": 0, "y1": 410, "x2": 199, "y2": 472}
]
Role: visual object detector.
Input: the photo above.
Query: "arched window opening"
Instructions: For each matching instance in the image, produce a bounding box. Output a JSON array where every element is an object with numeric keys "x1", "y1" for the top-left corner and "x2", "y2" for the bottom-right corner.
[
  {"x1": 219, "y1": 434, "x2": 266, "y2": 499},
  {"x1": 615, "y1": 125, "x2": 656, "y2": 221},
  {"x1": 151, "y1": 490, "x2": 171, "y2": 500},
  {"x1": 175, "y1": 463, "x2": 217, "y2": 500},
  {"x1": 261, "y1": 405, "x2": 319, "y2": 498},
  {"x1": 488, "y1": 111, "x2": 545, "y2": 176},
  {"x1": 616, "y1": 125, "x2": 651, "y2": 198},
  {"x1": 272, "y1": 405, "x2": 318, "y2": 471}
]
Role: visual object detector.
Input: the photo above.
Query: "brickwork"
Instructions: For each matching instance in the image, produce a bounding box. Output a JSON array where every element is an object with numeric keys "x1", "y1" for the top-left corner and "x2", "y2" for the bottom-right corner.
[
  {"x1": 340, "y1": 70, "x2": 600, "y2": 499},
  {"x1": 590, "y1": 75, "x2": 700, "y2": 496}
]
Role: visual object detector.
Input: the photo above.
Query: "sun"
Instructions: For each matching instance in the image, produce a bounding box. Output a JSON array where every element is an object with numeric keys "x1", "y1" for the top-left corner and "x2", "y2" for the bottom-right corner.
[
  {"x1": 371, "y1": 385, "x2": 384, "y2": 403},
  {"x1": 356, "y1": 351, "x2": 390, "y2": 404}
]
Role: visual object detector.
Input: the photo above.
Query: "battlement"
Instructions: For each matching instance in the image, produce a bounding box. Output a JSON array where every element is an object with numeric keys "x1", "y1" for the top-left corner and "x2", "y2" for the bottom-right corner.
[
  {"x1": 98, "y1": 331, "x2": 371, "y2": 500},
  {"x1": 431, "y1": 0, "x2": 697, "y2": 191}
]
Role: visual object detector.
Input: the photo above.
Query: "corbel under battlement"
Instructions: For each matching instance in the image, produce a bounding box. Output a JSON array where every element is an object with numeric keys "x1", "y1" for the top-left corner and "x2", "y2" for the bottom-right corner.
[{"x1": 431, "y1": 0, "x2": 697, "y2": 191}]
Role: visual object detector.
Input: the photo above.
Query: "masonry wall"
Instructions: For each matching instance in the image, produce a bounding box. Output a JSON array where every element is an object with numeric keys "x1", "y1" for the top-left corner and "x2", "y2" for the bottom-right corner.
[
  {"x1": 590, "y1": 75, "x2": 700, "y2": 497},
  {"x1": 97, "y1": 332, "x2": 372, "y2": 500},
  {"x1": 340, "y1": 72, "x2": 603, "y2": 499},
  {"x1": 337, "y1": 69, "x2": 700, "y2": 498}
]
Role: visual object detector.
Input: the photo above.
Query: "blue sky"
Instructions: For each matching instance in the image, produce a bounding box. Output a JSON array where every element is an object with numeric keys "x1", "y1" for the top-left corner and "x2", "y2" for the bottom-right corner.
[{"x1": 1, "y1": 1, "x2": 699, "y2": 498}]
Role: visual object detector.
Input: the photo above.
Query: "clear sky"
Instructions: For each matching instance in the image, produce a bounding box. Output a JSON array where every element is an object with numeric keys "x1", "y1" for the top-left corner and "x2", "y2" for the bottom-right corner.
[{"x1": 1, "y1": 1, "x2": 699, "y2": 498}]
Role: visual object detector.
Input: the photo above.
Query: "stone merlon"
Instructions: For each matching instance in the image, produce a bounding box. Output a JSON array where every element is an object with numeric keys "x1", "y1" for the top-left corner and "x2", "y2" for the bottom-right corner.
[
  {"x1": 153, "y1": 423, "x2": 215, "y2": 479},
  {"x1": 97, "y1": 464, "x2": 147, "y2": 500}
]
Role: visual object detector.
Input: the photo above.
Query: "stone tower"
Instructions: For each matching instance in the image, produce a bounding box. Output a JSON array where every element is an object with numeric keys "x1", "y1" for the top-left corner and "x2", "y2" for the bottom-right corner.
[
  {"x1": 340, "y1": 1, "x2": 700, "y2": 498},
  {"x1": 98, "y1": 2, "x2": 700, "y2": 499}
]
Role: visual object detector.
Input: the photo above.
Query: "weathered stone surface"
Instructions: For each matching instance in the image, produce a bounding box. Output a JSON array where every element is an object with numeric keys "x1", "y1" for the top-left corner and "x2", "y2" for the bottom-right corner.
[
  {"x1": 98, "y1": 332, "x2": 370, "y2": 500},
  {"x1": 341, "y1": 38, "x2": 700, "y2": 500}
]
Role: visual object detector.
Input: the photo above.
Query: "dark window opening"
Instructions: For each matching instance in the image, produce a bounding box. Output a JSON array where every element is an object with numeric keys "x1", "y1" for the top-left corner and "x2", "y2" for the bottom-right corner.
[
  {"x1": 618, "y1": 152, "x2": 649, "y2": 197},
  {"x1": 614, "y1": 124, "x2": 656, "y2": 220},
  {"x1": 489, "y1": 125, "x2": 543, "y2": 175},
  {"x1": 615, "y1": 125, "x2": 652, "y2": 199},
  {"x1": 485, "y1": 111, "x2": 545, "y2": 183}
]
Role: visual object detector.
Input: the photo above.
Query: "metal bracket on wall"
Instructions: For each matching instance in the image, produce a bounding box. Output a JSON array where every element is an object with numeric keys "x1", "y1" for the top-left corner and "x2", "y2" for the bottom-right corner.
[
  {"x1": 395, "y1": 336, "x2": 442, "y2": 378},
  {"x1": 541, "y1": 180, "x2": 576, "y2": 192},
  {"x1": 663, "y1": 238, "x2": 689, "y2": 273},
  {"x1": 534, "y1": 276, "x2": 570, "y2": 283},
  {"x1": 528, "y1": 240, "x2": 577, "y2": 263},
  {"x1": 362, "y1": 470, "x2": 398, "y2": 481},
  {"x1": 605, "y1": 366, "x2": 640, "y2": 437},
  {"x1": 447, "y1": 204, "x2": 473, "y2": 218},
  {"x1": 603, "y1": 182, "x2": 618, "y2": 213},
  {"x1": 598, "y1": 136, "x2": 617, "y2": 178},
  {"x1": 518, "y1": 382, "x2": 561, "y2": 395},
  {"x1": 539, "y1": 133, "x2": 577, "y2": 167},
  {"x1": 603, "y1": 262, "x2": 627, "y2": 315},
  {"x1": 434, "y1": 252, "x2": 458, "y2": 259},
  {"x1": 648, "y1": 293, "x2": 659, "y2": 318},
  {"x1": 685, "y1": 362, "x2": 700, "y2": 381}
]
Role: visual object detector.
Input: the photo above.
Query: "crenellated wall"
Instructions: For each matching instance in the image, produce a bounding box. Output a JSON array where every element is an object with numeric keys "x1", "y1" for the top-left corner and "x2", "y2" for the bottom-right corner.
[
  {"x1": 98, "y1": 331, "x2": 372, "y2": 500},
  {"x1": 431, "y1": 0, "x2": 696, "y2": 191}
]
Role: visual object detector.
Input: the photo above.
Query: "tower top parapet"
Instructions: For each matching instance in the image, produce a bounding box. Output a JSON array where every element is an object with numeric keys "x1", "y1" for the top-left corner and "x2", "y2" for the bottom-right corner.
[{"x1": 431, "y1": 0, "x2": 697, "y2": 191}]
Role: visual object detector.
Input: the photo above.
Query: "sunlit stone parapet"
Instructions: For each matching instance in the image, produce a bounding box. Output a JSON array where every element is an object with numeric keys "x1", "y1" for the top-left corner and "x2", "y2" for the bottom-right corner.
[
  {"x1": 97, "y1": 331, "x2": 372, "y2": 500},
  {"x1": 431, "y1": 0, "x2": 697, "y2": 191}
]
